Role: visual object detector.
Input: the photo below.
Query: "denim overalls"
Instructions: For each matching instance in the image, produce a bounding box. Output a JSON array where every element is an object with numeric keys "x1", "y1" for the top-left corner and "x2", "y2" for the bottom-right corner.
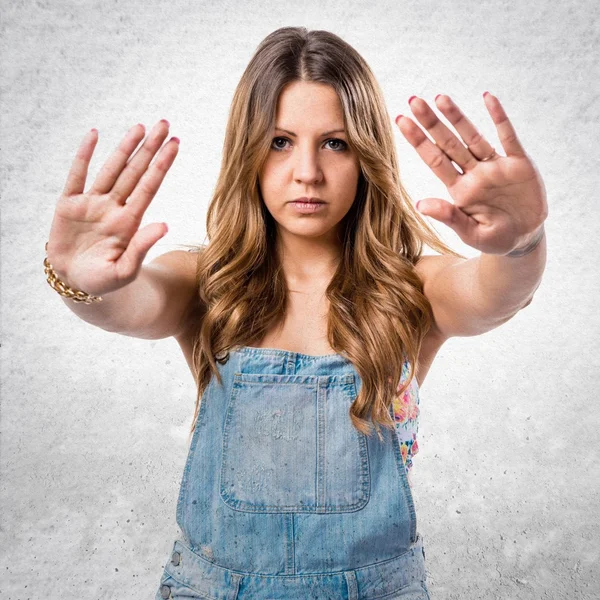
[{"x1": 156, "y1": 347, "x2": 430, "y2": 599}]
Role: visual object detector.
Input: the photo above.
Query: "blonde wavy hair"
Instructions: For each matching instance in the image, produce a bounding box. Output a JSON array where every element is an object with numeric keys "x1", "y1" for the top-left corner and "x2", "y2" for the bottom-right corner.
[{"x1": 182, "y1": 26, "x2": 465, "y2": 444}]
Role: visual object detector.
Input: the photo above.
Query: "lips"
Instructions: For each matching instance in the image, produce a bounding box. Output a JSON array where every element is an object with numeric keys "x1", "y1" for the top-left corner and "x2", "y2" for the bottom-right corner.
[{"x1": 291, "y1": 197, "x2": 325, "y2": 203}]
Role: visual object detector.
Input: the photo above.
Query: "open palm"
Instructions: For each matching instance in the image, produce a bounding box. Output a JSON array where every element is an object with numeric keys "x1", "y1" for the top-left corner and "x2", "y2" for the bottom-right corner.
[{"x1": 396, "y1": 92, "x2": 547, "y2": 255}]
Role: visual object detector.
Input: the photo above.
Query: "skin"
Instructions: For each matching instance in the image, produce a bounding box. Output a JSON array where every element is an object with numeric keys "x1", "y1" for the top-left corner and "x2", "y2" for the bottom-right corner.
[
  {"x1": 258, "y1": 80, "x2": 361, "y2": 285},
  {"x1": 52, "y1": 83, "x2": 546, "y2": 386},
  {"x1": 396, "y1": 92, "x2": 547, "y2": 257},
  {"x1": 254, "y1": 84, "x2": 547, "y2": 381},
  {"x1": 395, "y1": 92, "x2": 547, "y2": 340}
]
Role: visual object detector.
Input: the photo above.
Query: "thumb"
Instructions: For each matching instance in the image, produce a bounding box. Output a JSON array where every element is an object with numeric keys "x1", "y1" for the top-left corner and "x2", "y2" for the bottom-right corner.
[
  {"x1": 416, "y1": 198, "x2": 472, "y2": 236},
  {"x1": 118, "y1": 222, "x2": 169, "y2": 278}
]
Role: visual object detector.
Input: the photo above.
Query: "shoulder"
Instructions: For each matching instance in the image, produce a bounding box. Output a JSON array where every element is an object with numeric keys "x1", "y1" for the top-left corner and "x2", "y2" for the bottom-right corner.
[
  {"x1": 146, "y1": 246, "x2": 206, "y2": 341},
  {"x1": 414, "y1": 251, "x2": 513, "y2": 339},
  {"x1": 414, "y1": 253, "x2": 465, "y2": 286},
  {"x1": 147, "y1": 247, "x2": 201, "y2": 297},
  {"x1": 149, "y1": 247, "x2": 200, "y2": 269},
  {"x1": 413, "y1": 252, "x2": 467, "y2": 342}
]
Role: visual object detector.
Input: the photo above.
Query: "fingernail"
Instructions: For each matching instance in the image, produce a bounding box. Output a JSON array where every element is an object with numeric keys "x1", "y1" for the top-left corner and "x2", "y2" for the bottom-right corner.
[
  {"x1": 416, "y1": 201, "x2": 422, "y2": 211},
  {"x1": 90, "y1": 128, "x2": 98, "y2": 134},
  {"x1": 435, "y1": 94, "x2": 442, "y2": 101},
  {"x1": 160, "y1": 119, "x2": 170, "y2": 127},
  {"x1": 395, "y1": 114, "x2": 403, "y2": 124},
  {"x1": 483, "y1": 91, "x2": 490, "y2": 98},
  {"x1": 170, "y1": 136, "x2": 180, "y2": 144},
  {"x1": 408, "y1": 95, "x2": 417, "y2": 105}
]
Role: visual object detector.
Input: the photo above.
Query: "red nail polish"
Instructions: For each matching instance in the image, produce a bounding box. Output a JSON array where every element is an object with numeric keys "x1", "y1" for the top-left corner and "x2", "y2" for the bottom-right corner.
[
  {"x1": 160, "y1": 119, "x2": 170, "y2": 127},
  {"x1": 396, "y1": 114, "x2": 403, "y2": 124},
  {"x1": 408, "y1": 95, "x2": 417, "y2": 105},
  {"x1": 170, "y1": 136, "x2": 180, "y2": 144},
  {"x1": 435, "y1": 94, "x2": 442, "y2": 101},
  {"x1": 483, "y1": 91, "x2": 490, "y2": 98}
]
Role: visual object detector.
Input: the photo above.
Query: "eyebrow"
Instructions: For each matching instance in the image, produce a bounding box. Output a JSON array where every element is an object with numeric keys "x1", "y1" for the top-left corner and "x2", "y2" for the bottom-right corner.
[{"x1": 274, "y1": 127, "x2": 346, "y2": 137}]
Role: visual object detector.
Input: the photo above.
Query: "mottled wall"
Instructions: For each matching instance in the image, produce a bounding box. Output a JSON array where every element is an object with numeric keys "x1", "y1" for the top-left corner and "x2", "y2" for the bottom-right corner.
[{"x1": 1, "y1": 0, "x2": 598, "y2": 598}]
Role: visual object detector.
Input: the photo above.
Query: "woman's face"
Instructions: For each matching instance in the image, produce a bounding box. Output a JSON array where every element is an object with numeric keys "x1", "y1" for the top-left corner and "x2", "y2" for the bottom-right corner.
[{"x1": 258, "y1": 80, "x2": 361, "y2": 244}]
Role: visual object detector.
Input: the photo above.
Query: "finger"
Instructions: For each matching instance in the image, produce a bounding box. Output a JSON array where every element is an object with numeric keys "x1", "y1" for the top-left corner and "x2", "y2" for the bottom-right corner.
[
  {"x1": 88, "y1": 123, "x2": 147, "y2": 195},
  {"x1": 115, "y1": 221, "x2": 169, "y2": 281},
  {"x1": 434, "y1": 94, "x2": 497, "y2": 164},
  {"x1": 407, "y1": 96, "x2": 479, "y2": 172},
  {"x1": 62, "y1": 129, "x2": 99, "y2": 197},
  {"x1": 483, "y1": 92, "x2": 526, "y2": 157},
  {"x1": 418, "y1": 197, "x2": 479, "y2": 240},
  {"x1": 395, "y1": 113, "x2": 461, "y2": 188},
  {"x1": 125, "y1": 137, "x2": 180, "y2": 220},
  {"x1": 109, "y1": 120, "x2": 172, "y2": 204}
]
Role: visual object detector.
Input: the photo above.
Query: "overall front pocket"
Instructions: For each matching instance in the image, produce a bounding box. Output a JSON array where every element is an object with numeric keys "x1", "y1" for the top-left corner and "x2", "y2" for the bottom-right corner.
[{"x1": 219, "y1": 372, "x2": 370, "y2": 513}]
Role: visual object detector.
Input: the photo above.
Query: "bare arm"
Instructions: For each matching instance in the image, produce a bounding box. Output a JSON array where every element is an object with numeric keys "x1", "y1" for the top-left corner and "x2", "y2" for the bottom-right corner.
[
  {"x1": 398, "y1": 92, "x2": 548, "y2": 340},
  {"x1": 46, "y1": 121, "x2": 205, "y2": 340},
  {"x1": 415, "y1": 228, "x2": 546, "y2": 339},
  {"x1": 58, "y1": 249, "x2": 200, "y2": 340}
]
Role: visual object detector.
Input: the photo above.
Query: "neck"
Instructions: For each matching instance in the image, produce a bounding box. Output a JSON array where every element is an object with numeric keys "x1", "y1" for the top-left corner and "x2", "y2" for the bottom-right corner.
[{"x1": 276, "y1": 230, "x2": 342, "y2": 283}]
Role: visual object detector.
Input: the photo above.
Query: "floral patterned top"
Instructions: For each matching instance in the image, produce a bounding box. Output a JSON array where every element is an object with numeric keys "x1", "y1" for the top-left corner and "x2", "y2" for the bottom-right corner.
[{"x1": 392, "y1": 359, "x2": 421, "y2": 488}]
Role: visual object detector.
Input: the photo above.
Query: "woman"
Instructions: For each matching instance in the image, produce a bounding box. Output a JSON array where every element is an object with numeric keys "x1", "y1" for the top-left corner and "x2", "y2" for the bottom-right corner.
[{"x1": 44, "y1": 26, "x2": 547, "y2": 600}]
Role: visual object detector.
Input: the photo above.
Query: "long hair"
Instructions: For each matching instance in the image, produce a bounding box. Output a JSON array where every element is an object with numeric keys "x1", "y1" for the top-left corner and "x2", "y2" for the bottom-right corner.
[{"x1": 184, "y1": 26, "x2": 465, "y2": 444}]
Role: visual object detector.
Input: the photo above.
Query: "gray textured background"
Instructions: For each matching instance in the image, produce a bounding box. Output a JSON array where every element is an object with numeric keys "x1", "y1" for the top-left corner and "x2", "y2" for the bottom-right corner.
[{"x1": 2, "y1": 1, "x2": 599, "y2": 598}]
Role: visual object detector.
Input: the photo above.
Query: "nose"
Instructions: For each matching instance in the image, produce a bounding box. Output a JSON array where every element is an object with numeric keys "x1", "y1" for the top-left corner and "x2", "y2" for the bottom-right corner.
[{"x1": 293, "y1": 144, "x2": 323, "y2": 185}]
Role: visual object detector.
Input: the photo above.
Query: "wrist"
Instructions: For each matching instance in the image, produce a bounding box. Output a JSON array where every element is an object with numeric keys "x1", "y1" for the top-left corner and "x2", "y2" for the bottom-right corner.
[
  {"x1": 505, "y1": 224, "x2": 545, "y2": 258},
  {"x1": 44, "y1": 241, "x2": 103, "y2": 304}
]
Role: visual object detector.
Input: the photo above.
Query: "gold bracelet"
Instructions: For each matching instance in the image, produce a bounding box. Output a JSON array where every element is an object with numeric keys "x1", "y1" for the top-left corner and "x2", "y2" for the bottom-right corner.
[
  {"x1": 505, "y1": 225, "x2": 545, "y2": 258},
  {"x1": 44, "y1": 242, "x2": 103, "y2": 304}
]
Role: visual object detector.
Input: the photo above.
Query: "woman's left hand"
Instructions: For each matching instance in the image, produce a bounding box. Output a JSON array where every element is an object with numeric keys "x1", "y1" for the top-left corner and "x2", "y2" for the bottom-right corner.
[{"x1": 396, "y1": 93, "x2": 547, "y2": 255}]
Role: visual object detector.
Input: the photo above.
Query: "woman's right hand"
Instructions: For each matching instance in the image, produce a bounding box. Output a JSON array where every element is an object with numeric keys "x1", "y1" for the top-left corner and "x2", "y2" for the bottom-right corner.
[{"x1": 46, "y1": 120, "x2": 180, "y2": 297}]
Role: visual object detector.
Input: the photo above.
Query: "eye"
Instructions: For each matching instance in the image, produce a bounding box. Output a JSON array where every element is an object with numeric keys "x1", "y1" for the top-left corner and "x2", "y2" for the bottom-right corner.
[
  {"x1": 270, "y1": 137, "x2": 348, "y2": 152},
  {"x1": 271, "y1": 136, "x2": 290, "y2": 151},
  {"x1": 325, "y1": 138, "x2": 348, "y2": 152}
]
